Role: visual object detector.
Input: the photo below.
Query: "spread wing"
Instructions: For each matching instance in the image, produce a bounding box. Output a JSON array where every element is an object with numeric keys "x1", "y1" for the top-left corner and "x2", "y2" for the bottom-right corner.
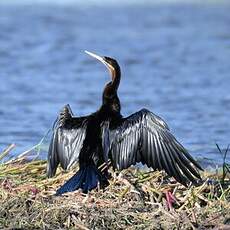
[
  {"x1": 47, "y1": 105, "x2": 88, "y2": 177},
  {"x1": 108, "y1": 109, "x2": 203, "y2": 186}
]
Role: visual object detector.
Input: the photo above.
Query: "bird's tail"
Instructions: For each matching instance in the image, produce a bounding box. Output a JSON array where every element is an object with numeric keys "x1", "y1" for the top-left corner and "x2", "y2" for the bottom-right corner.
[{"x1": 56, "y1": 164, "x2": 108, "y2": 195}]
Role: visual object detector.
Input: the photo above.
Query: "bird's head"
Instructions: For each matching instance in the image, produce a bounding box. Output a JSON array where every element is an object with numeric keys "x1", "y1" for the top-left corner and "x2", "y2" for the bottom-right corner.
[{"x1": 85, "y1": 50, "x2": 120, "y2": 82}]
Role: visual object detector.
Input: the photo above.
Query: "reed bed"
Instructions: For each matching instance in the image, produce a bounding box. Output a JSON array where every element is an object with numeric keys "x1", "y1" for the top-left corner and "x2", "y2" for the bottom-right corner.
[{"x1": 0, "y1": 147, "x2": 229, "y2": 229}]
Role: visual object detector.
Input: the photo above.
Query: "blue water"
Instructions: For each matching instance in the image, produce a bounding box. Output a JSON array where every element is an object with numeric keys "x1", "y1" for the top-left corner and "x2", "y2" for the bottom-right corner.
[{"x1": 0, "y1": 1, "x2": 230, "y2": 165}]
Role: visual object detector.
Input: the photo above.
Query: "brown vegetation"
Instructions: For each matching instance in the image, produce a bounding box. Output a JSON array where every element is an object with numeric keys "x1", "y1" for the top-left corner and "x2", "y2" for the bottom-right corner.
[{"x1": 0, "y1": 154, "x2": 229, "y2": 230}]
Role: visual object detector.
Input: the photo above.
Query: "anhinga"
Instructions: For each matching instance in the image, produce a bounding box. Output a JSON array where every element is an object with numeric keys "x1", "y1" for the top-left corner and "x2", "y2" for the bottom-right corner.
[{"x1": 47, "y1": 51, "x2": 203, "y2": 195}]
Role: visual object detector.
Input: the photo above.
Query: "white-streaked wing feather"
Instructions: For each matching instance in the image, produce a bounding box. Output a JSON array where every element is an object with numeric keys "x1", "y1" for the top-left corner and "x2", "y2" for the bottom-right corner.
[
  {"x1": 108, "y1": 109, "x2": 202, "y2": 186},
  {"x1": 47, "y1": 105, "x2": 88, "y2": 177}
]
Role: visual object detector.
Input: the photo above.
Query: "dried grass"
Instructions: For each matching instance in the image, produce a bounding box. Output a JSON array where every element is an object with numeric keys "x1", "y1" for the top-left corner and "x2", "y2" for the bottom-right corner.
[{"x1": 0, "y1": 156, "x2": 229, "y2": 230}]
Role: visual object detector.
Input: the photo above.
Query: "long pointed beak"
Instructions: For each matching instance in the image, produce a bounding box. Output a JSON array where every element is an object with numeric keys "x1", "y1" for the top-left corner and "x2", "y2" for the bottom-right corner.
[{"x1": 85, "y1": 50, "x2": 110, "y2": 70}]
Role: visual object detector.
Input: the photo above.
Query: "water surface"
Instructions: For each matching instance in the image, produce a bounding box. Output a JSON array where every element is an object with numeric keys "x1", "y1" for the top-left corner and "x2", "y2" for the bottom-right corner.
[{"x1": 0, "y1": 2, "x2": 230, "y2": 164}]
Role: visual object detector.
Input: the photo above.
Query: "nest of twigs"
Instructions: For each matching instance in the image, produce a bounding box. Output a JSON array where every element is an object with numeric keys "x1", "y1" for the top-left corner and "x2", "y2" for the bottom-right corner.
[{"x1": 0, "y1": 155, "x2": 229, "y2": 230}]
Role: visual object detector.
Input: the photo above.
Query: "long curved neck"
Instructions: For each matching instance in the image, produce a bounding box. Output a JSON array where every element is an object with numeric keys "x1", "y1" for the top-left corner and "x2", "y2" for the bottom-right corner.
[
  {"x1": 101, "y1": 66, "x2": 121, "y2": 114},
  {"x1": 110, "y1": 66, "x2": 121, "y2": 91}
]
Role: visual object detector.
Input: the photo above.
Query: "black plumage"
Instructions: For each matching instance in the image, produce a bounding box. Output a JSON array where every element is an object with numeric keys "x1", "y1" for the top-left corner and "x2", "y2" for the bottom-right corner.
[{"x1": 47, "y1": 51, "x2": 203, "y2": 195}]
